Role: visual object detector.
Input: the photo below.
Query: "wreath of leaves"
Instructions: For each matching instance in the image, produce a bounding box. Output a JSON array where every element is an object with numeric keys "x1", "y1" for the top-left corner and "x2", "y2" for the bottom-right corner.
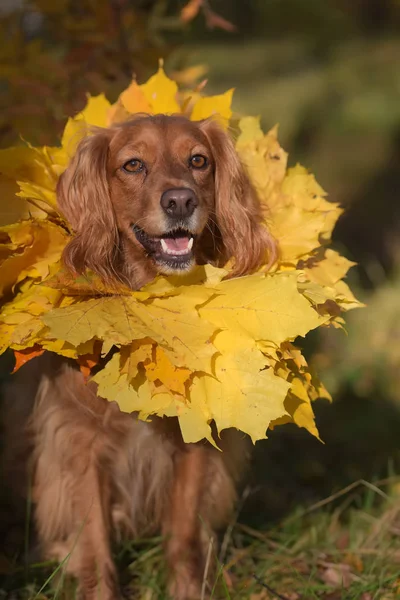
[{"x1": 0, "y1": 66, "x2": 362, "y2": 446}]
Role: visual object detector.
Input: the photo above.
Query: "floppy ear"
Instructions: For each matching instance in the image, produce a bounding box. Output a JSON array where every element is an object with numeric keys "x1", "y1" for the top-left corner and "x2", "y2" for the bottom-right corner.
[
  {"x1": 57, "y1": 129, "x2": 119, "y2": 283},
  {"x1": 200, "y1": 119, "x2": 277, "y2": 276}
]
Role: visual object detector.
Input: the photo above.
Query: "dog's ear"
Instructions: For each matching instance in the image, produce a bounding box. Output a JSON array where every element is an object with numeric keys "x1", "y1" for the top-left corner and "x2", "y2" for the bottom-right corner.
[
  {"x1": 57, "y1": 129, "x2": 119, "y2": 283},
  {"x1": 200, "y1": 119, "x2": 277, "y2": 276}
]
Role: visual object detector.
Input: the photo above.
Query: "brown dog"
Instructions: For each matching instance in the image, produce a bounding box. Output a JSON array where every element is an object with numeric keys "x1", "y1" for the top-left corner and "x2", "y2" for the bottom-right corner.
[{"x1": 1, "y1": 115, "x2": 276, "y2": 599}]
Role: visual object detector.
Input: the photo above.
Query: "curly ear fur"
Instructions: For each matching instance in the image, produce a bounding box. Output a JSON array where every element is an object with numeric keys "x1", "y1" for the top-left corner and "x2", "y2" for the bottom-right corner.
[
  {"x1": 57, "y1": 129, "x2": 119, "y2": 283},
  {"x1": 200, "y1": 119, "x2": 277, "y2": 276}
]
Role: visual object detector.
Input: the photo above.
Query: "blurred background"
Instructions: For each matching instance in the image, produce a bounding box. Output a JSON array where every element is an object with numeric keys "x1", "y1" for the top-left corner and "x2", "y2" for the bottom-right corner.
[{"x1": 2, "y1": 1, "x2": 400, "y2": 598}]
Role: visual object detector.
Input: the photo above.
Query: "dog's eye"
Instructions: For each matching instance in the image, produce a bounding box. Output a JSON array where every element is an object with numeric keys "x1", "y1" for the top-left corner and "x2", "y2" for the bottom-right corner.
[
  {"x1": 123, "y1": 159, "x2": 144, "y2": 173},
  {"x1": 189, "y1": 154, "x2": 207, "y2": 169}
]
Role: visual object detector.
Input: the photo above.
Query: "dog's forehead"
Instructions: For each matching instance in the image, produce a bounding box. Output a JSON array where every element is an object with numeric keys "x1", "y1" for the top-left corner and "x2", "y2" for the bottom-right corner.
[{"x1": 110, "y1": 116, "x2": 210, "y2": 155}]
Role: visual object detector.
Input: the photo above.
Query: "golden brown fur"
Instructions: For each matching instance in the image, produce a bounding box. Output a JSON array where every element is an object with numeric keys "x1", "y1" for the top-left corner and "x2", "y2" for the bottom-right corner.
[{"x1": 1, "y1": 115, "x2": 276, "y2": 599}]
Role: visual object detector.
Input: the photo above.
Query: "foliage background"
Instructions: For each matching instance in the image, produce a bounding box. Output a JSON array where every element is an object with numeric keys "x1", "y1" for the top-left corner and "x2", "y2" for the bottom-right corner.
[{"x1": 1, "y1": 1, "x2": 400, "y2": 598}]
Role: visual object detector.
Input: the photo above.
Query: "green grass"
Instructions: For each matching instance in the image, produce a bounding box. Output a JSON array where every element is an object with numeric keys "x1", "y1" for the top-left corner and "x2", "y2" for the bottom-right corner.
[{"x1": 2, "y1": 477, "x2": 400, "y2": 599}]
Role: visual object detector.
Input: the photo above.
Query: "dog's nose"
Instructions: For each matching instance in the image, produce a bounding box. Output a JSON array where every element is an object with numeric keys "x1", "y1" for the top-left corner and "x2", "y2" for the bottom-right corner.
[{"x1": 160, "y1": 188, "x2": 198, "y2": 219}]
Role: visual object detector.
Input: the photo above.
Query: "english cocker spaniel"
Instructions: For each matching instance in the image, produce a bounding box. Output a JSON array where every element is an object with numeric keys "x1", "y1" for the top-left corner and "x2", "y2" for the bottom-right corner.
[{"x1": 1, "y1": 115, "x2": 276, "y2": 600}]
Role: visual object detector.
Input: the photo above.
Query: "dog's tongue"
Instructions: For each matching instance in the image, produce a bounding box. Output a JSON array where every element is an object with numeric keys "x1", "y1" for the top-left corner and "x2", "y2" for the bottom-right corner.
[{"x1": 164, "y1": 237, "x2": 190, "y2": 251}]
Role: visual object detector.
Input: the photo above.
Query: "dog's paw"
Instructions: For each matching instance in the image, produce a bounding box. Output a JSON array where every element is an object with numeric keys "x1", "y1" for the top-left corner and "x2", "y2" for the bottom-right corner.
[{"x1": 168, "y1": 571, "x2": 204, "y2": 600}]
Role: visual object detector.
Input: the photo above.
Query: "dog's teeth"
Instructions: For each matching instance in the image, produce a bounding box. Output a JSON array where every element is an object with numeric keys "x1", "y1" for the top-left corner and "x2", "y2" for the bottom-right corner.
[{"x1": 160, "y1": 235, "x2": 194, "y2": 256}]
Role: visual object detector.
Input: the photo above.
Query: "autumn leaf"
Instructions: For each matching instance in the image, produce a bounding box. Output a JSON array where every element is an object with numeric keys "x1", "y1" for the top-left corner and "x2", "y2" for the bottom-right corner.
[
  {"x1": 119, "y1": 81, "x2": 152, "y2": 114},
  {"x1": 0, "y1": 176, "x2": 33, "y2": 227},
  {"x1": 0, "y1": 220, "x2": 68, "y2": 296},
  {"x1": 139, "y1": 64, "x2": 180, "y2": 115},
  {"x1": 42, "y1": 285, "x2": 217, "y2": 371},
  {"x1": 199, "y1": 272, "x2": 327, "y2": 345},
  {"x1": 334, "y1": 280, "x2": 364, "y2": 311},
  {"x1": 123, "y1": 294, "x2": 217, "y2": 371},
  {"x1": 190, "y1": 332, "x2": 290, "y2": 443},
  {"x1": 0, "y1": 145, "x2": 62, "y2": 217},
  {"x1": 42, "y1": 296, "x2": 149, "y2": 347},
  {"x1": 77, "y1": 341, "x2": 102, "y2": 379},
  {"x1": 190, "y1": 89, "x2": 234, "y2": 128},
  {"x1": 108, "y1": 81, "x2": 151, "y2": 125},
  {"x1": 137, "y1": 264, "x2": 227, "y2": 299},
  {"x1": 120, "y1": 339, "x2": 153, "y2": 382},
  {"x1": 93, "y1": 352, "x2": 173, "y2": 417},
  {"x1": 174, "y1": 391, "x2": 217, "y2": 447},
  {"x1": 145, "y1": 346, "x2": 191, "y2": 396},
  {"x1": 303, "y1": 249, "x2": 356, "y2": 288},
  {"x1": 236, "y1": 116, "x2": 265, "y2": 148},
  {"x1": 62, "y1": 94, "x2": 111, "y2": 156},
  {"x1": 236, "y1": 120, "x2": 287, "y2": 210},
  {"x1": 13, "y1": 345, "x2": 45, "y2": 373},
  {"x1": 0, "y1": 146, "x2": 58, "y2": 195},
  {"x1": 44, "y1": 267, "x2": 131, "y2": 296}
]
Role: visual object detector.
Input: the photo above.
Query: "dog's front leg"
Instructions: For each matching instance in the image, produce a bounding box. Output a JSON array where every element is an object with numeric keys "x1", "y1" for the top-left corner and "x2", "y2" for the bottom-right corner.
[
  {"x1": 163, "y1": 445, "x2": 216, "y2": 600},
  {"x1": 32, "y1": 370, "x2": 120, "y2": 600}
]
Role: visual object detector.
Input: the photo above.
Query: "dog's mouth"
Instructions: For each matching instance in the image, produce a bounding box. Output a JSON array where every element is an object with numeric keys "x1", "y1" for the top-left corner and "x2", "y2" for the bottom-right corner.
[{"x1": 133, "y1": 225, "x2": 195, "y2": 270}]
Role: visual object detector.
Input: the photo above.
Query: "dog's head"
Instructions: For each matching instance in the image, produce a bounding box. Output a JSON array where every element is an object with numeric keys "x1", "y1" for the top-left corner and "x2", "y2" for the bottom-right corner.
[{"x1": 57, "y1": 114, "x2": 276, "y2": 288}]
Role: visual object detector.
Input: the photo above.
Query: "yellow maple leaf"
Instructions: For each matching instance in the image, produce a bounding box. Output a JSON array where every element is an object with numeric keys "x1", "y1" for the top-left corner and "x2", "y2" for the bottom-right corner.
[
  {"x1": 270, "y1": 372, "x2": 320, "y2": 438},
  {"x1": 190, "y1": 332, "x2": 290, "y2": 444},
  {"x1": 305, "y1": 249, "x2": 355, "y2": 286},
  {"x1": 139, "y1": 65, "x2": 180, "y2": 115},
  {"x1": 282, "y1": 164, "x2": 327, "y2": 205},
  {"x1": 120, "y1": 339, "x2": 154, "y2": 382},
  {"x1": 236, "y1": 121, "x2": 288, "y2": 212},
  {"x1": 136, "y1": 264, "x2": 226, "y2": 300},
  {"x1": 42, "y1": 287, "x2": 217, "y2": 372},
  {"x1": 270, "y1": 388, "x2": 320, "y2": 439},
  {"x1": 107, "y1": 81, "x2": 152, "y2": 125},
  {"x1": 236, "y1": 116, "x2": 264, "y2": 148},
  {"x1": 62, "y1": 94, "x2": 111, "y2": 157},
  {"x1": 0, "y1": 280, "x2": 77, "y2": 355},
  {"x1": 119, "y1": 81, "x2": 152, "y2": 115},
  {"x1": 334, "y1": 280, "x2": 364, "y2": 311},
  {"x1": 199, "y1": 271, "x2": 327, "y2": 345},
  {"x1": 92, "y1": 353, "x2": 153, "y2": 414},
  {"x1": 44, "y1": 267, "x2": 131, "y2": 296},
  {"x1": 140, "y1": 388, "x2": 179, "y2": 419},
  {"x1": 271, "y1": 205, "x2": 328, "y2": 263},
  {"x1": 0, "y1": 176, "x2": 35, "y2": 227},
  {"x1": 190, "y1": 89, "x2": 234, "y2": 128},
  {"x1": 298, "y1": 249, "x2": 362, "y2": 314},
  {"x1": 268, "y1": 341, "x2": 332, "y2": 438},
  {"x1": 281, "y1": 165, "x2": 343, "y2": 242},
  {"x1": 106, "y1": 101, "x2": 131, "y2": 127},
  {"x1": 93, "y1": 353, "x2": 183, "y2": 419},
  {"x1": 0, "y1": 146, "x2": 58, "y2": 194},
  {"x1": 301, "y1": 249, "x2": 356, "y2": 288},
  {"x1": 175, "y1": 391, "x2": 218, "y2": 448},
  {"x1": 0, "y1": 145, "x2": 62, "y2": 216},
  {"x1": 42, "y1": 296, "x2": 148, "y2": 348},
  {"x1": 127, "y1": 295, "x2": 217, "y2": 371},
  {"x1": 145, "y1": 346, "x2": 191, "y2": 396},
  {"x1": 0, "y1": 220, "x2": 67, "y2": 296},
  {"x1": 16, "y1": 181, "x2": 57, "y2": 210}
]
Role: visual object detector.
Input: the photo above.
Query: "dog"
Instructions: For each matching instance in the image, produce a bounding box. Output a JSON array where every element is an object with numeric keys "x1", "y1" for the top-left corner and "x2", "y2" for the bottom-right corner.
[{"x1": 1, "y1": 114, "x2": 276, "y2": 599}]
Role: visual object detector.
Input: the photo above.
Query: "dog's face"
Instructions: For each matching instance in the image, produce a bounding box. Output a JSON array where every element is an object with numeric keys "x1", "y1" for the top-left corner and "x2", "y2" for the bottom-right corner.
[
  {"x1": 108, "y1": 117, "x2": 215, "y2": 274},
  {"x1": 57, "y1": 114, "x2": 276, "y2": 288}
]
